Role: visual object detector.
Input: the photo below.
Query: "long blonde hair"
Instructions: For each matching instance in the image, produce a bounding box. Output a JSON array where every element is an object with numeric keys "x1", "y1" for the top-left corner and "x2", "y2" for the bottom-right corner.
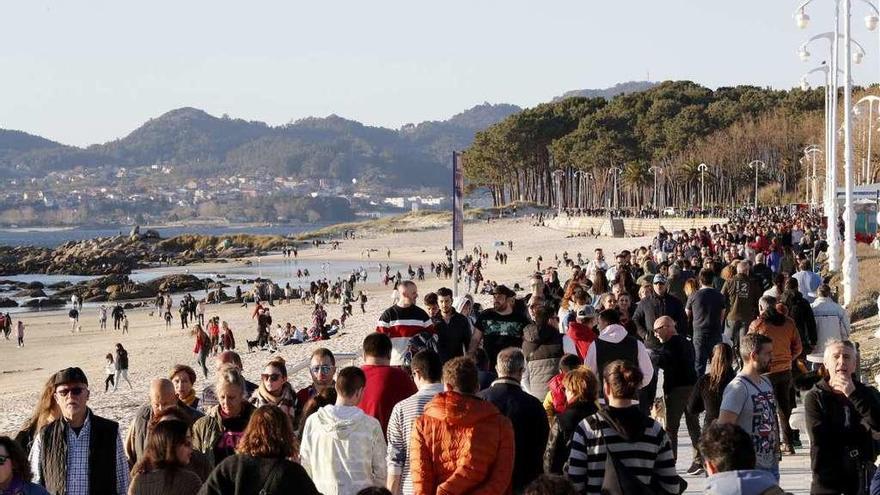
[{"x1": 20, "y1": 375, "x2": 60, "y2": 434}]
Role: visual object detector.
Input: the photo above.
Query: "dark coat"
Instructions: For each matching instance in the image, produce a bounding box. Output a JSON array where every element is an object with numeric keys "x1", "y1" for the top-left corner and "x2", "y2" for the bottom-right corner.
[
  {"x1": 198, "y1": 454, "x2": 320, "y2": 495},
  {"x1": 479, "y1": 379, "x2": 550, "y2": 491},
  {"x1": 543, "y1": 399, "x2": 598, "y2": 474},
  {"x1": 804, "y1": 379, "x2": 880, "y2": 495},
  {"x1": 780, "y1": 289, "x2": 818, "y2": 350},
  {"x1": 633, "y1": 293, "x2": 687, "y2": 350}
]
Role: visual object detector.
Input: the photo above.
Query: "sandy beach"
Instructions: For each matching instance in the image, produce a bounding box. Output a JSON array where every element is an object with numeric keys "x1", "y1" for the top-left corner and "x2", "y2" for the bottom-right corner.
[{"x1": 0, "y1": 216, "x2": 662, "y2": 435}]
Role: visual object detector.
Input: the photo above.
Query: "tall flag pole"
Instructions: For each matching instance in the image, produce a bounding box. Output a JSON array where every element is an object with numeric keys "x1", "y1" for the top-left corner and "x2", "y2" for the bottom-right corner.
[{"x1": 452, "y1": 151, "x2": 464, "y2": 297}]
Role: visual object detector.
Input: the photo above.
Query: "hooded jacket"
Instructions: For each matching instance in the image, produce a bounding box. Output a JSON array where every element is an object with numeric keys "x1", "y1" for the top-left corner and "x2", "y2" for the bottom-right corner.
[
  {"x1": 299, "y1": 404, "x2": 387, "y2": 495},
  {"x1": 779, "y1": 289, "x2": 817, "y2": 349},
  {"x1": 411, "y1": 391, "x2": 514, "y2": 495},
  {"x1": 704, "y1": 470, "x2": 784, "y2": 495},
  {"x1": 747, "y1": 312, "x2": 802, "y2": 373},
  {"x1": 564, "y1": 321, "x2": 597, "y2": 360},
  {"x1": 810, "y1": 296, "x2": 851, "y2": 353},
  {"x1": 521, "y1": 323, "x2": 563, "y2": 401}
]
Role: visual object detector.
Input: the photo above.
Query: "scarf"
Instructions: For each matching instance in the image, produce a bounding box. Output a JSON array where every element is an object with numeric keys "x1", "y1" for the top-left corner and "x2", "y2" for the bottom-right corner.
[
  {"x1": 178, "y1": 389, "x2": 197, "y2": 407},
  {"x1": 256, "y1": 382, "x2": 295, "y2": 408}
]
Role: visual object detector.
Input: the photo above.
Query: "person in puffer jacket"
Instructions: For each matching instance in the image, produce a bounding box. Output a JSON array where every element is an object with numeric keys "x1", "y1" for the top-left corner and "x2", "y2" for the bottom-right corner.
[
  {"x1": 522, "y1": 305, "x2": 563, "y2": 401},
  {"x1": 411, "y1": 357, "x2": 514, "y2": 495},
  {"x1": 299, "y1": 366, "x2": 386, "y2": 495}
]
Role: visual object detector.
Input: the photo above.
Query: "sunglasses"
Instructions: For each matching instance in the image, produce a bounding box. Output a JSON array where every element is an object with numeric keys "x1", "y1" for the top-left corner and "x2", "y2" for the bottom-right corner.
[
  {"x1": 261, "y1": 373, "x2": 282, "y2": 382},
  {"x1": 56, "y1": 387, "x2": 86, "y2": 397},
  {"x1": 0, "y1": 455, "x2": 7, "y2": 465},
  {"x1": 310, "y1": 365, "x2": 333, "y2": 374}
]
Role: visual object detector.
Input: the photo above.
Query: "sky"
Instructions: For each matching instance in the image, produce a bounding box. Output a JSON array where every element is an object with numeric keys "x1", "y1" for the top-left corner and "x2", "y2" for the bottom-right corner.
[{"x1": 1, "y1": 0, "x2": 878, "y2": 147}]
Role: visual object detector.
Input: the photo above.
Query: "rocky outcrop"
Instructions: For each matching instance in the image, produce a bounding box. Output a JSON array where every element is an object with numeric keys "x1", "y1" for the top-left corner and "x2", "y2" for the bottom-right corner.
[
  {"x1": 21, "y1": 297, "x2": 65, "y2": 307},
  {"x1": 0, "y1": 233, "x2": 286, "y2": 276},
  {"x1": 0, "y1": 297, "x2": 18, "y2": 307},
  {"x1": 13, "y1": 288, "x2": 46, "y2": 298},
  {"x1": 54, "y1": 274, "x2": 157, "y2": 303},
  {"x1": 145, "y1": 274, "x2": 206, "y2": 293}
]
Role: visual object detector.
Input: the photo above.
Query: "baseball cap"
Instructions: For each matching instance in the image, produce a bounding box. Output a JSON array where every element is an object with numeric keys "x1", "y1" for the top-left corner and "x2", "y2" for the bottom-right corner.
[
  {"x1": 653, "y1": 274, "x2": 667, "y2": 285},
  {"x1": 492, "y1": 285, "x2": 516, "y2": 298},
  {"x1": 576, "y1": 305, "x2": 596, "y2": 320},
  {"x1": 53, "y1": 367, "x2": 89, "y2": 387}
]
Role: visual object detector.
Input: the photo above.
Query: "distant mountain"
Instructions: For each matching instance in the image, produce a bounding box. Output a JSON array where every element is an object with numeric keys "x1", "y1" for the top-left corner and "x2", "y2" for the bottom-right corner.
[
  {"x1": 553, "y1": 81, "x2": 658, "y2": 102},
  {"x1": 0, "y1": 85, "x2": 647, "y2": 186},
  {"x1": 400, "y1": 103, "x2": 522, "y2": 166}
]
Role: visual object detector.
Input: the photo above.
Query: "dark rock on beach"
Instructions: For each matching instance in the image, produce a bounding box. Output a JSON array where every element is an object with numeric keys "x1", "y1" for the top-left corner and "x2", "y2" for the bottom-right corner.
[{"x1": 0, "y1": 297, "x2": 18, "y2": 308}]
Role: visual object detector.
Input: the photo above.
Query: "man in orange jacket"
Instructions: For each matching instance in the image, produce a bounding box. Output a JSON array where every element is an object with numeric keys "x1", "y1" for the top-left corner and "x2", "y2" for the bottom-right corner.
[
  {"x1": 748, "y1": 295, "x2": 802, "y2": 455},
  {"x1": 411, "y1": 357, "x2": 514, "y2": 495}
]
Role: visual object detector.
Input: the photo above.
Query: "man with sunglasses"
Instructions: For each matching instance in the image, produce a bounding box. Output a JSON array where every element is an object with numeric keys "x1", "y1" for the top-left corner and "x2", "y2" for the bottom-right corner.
[
  {"x1": 633, "y1": 273, "x2": 688, "y2": 414},
  {"x1": 295, "y1": 348, "x2": 337, "y2": 419},
  {"x1": 29, "y1": 367, "x2": 129, "y2": 495}
]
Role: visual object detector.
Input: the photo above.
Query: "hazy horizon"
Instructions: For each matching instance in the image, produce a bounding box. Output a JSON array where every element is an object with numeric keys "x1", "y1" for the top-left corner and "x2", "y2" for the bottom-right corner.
[{"x1": 1, "y1": 0, "x2": 875, "y2": 147}]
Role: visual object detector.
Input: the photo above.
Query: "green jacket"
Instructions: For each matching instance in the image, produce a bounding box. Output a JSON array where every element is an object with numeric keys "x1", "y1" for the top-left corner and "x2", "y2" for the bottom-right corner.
[{"x1": 191, "y1": 402, "x2": 255, "y2": 470}]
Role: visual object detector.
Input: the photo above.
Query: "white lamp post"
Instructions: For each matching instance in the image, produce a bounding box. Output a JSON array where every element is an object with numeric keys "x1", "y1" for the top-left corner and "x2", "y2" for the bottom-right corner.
[
  {"x1": 585, "y1": 172, "x2": 594, "y2": 209},
  {"x1": 552, "y1": 169, "x2": 565, "y2": 216},
  {"x1": 804, "y1": 145, "x2": 823, "y2": 206},
  {"x1": 748, "y1": 160, "x2": 766, "y2": 208},
  {"x1": 853, "y1": 95, "x2": 880, "y2": 184},
  {"x1": 608, "y1": 166, "x2": 622, "y2": 210},
  {"x1": 698, "y1": 163, "x2": 709, "y2": 211},
  {"x1": 649, "y1": 165, "x2": 663, "y2": 210}
]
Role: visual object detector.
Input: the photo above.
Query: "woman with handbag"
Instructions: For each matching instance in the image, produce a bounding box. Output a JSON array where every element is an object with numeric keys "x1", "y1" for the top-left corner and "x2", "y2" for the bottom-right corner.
[
  {"x1": 199, "y1": 405, "x2": 319, "y2": 495},
  {"x1": 567, "y1": 359, "x2": 685, "y2": 495}
]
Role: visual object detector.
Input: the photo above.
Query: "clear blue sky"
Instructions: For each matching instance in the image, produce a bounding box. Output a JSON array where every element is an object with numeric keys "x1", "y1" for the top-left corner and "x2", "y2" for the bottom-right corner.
[{"x1": 1, "y1": 0, "x2": 877, "y2": 146}]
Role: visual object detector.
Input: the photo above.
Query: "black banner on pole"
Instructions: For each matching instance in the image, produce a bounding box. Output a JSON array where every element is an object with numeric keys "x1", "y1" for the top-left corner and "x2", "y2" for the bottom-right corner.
[{"x1": 453, "y1": 151, "x2": 464, "y2": 251}]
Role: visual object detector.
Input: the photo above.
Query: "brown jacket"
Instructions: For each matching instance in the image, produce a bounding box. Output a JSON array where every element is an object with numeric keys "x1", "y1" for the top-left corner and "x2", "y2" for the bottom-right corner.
[
  {"x1": 748, "y1": 313, "x2": 803, "y2": 373},
  {"x1": 411, "y1": 391, "x2": 514, "y2": 495}
]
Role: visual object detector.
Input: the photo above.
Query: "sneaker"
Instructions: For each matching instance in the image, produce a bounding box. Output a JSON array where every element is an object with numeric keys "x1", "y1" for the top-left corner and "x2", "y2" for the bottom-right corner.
[{"x1": 686, "y1": 460, "x2": 704, "y2": 475}]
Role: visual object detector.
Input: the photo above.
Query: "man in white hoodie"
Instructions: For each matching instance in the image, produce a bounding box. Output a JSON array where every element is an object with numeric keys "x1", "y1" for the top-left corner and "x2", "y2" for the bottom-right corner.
[
  {"x1": 300, "y1": 366, "x2": 387, "y2": 495},
  {"x1": 584, "y1": 308, "x2": 653, "y2": 402}
]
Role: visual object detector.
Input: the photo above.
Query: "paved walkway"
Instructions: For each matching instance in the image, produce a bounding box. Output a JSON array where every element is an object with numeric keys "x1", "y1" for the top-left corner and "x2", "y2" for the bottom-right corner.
[{"x1": 676, "y1": 405, "x2": 812, "y2": 494}]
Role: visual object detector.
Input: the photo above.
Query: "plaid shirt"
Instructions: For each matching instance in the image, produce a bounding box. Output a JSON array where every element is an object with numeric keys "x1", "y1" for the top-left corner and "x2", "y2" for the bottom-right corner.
[{"x1": 29, "y1": 411, "x2": 130, "y2": 495}]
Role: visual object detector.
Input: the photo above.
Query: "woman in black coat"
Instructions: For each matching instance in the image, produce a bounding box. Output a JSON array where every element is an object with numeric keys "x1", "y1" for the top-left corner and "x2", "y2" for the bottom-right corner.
[
  {"x1": 543, "y1": 366, "x2": 599, "y2": 474},
  {"x1": 199, "y1": 406, "x2": 319, "y2": 495}
]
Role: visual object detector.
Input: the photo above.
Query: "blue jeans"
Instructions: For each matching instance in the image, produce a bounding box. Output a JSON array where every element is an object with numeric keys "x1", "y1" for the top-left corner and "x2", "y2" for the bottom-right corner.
[
  {"x1": 758, "y1": 464, "x2": 780, "y2": 482},
  {"x1": 871, "y1": 464, "x2": 880, "y2": 495},
  {"x1": 693, "y1": 332, "x2": 721, "y2": 376}
]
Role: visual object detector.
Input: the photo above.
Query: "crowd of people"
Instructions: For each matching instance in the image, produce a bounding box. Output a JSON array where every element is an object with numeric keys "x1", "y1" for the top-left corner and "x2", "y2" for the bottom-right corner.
[{"x1": 3, "y1": 205, "x2": 880, "y2": 495}]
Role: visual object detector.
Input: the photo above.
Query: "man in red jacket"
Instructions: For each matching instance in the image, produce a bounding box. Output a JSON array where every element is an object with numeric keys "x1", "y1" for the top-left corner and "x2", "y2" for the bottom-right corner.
[{"x1": 358, "y1": 333, "x2": 417, "y2": 435}]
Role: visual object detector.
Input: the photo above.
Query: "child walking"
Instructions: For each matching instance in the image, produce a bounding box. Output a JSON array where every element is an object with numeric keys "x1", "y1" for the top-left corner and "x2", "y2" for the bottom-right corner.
[{"x1": 104, "y1": 353, "x2": 115, "y2": 392}]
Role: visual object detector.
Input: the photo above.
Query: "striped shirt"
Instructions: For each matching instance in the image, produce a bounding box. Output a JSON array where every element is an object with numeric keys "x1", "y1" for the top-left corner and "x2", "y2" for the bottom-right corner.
[
  {"x1": 567, "y1": 408, "x2": 679, "y2": 495},
  {"x1": 376, "y1": 304, "x2": 433, "y2": 366},
  {"x1": 386, "y1": 382, "x2": 445, "y2": 495}
]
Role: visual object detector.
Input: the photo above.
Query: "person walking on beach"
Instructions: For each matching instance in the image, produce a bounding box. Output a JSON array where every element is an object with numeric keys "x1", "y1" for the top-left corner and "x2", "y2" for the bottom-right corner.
[
  {"x1": 68, "y1": 307, "x2": 79, "y2": 333},
  {"x1": 112, "y1": 304, "x2": 125, "y2": 331},
  {"x1": 178, "y1": 301, "x2": 188, "y2": 330},
  {"x1": 121, "y1": 315, "x2": 129, "y2": 335},
  {"x1": 99, "y1": 305, "x2": 108, "y2": 331},
  {"x1": 16, "y1": 320, "x2": 25, "y2": 348},
  {"x1": 196, "y1": 299, "x2": 206, "y2": 325},
  {"x1": 0, "y1": 313, "x2": 7, "y2": 340},
  {"x1": 104, "y1": 353, "x2": 115, "y2": 392},
  {"x1": 113, "y1": 343, "x2": 132, "y2": 391},
  {"x1": 192, "y1": 324, "x2": 211, "y2": 379}
]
